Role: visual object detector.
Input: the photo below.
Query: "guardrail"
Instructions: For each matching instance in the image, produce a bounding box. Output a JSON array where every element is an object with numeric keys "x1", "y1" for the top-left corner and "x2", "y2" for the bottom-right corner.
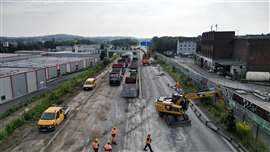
[{"x1": 189, "y1": 102, "x2": 247, "y2": 152}]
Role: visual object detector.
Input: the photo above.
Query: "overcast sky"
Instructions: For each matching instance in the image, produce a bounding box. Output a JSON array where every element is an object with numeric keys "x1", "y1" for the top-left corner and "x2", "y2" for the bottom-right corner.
[{"x1": 1, "y1": 0, "x2": 269, "y2": 37}]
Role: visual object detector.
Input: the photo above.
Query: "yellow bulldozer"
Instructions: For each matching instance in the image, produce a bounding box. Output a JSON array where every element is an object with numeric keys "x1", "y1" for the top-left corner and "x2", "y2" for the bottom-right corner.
[{"x1": 154, "y1": 87, "x2": 223, "y2": 126}]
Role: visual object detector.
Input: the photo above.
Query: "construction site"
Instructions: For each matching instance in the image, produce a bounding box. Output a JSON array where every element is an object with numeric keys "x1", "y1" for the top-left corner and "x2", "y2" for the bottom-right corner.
[{"x1": 0, "y1": 49, "x2": 243, "y2": 152}]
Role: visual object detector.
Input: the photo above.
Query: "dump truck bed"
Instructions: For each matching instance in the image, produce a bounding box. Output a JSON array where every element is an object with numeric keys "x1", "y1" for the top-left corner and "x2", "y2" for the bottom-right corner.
[{"x1": 121, "y1": 83, "x2": 138, "y2": 98}]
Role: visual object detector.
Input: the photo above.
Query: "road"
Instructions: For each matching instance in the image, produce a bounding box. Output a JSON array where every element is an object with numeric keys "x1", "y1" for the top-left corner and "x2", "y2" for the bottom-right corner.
[
  {"x1": 0, "y1": 64, "x2": 234, "y2": 152},
  {"x1": 173, "y1": 56, "x2": 270, "y2": 93}
]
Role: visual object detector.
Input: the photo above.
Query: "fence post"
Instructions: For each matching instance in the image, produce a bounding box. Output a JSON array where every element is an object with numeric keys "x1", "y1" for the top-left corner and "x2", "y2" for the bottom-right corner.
[{"x1": 256, "y1": 123, "x2": 259, "y2": 142}]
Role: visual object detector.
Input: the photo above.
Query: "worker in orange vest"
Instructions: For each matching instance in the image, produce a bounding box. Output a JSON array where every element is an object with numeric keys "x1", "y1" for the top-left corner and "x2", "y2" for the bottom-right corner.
[
  {"x1": 104, "y1": 141, "x2": 112, "y2": 152},
  {"x1": 143, "y1": 134, "x2": 153, "y2": 152},
  {"x1": 91, "y1": 138, "x2": 99, "y2": 152},
  {"x1": 111, "y1": 127, "x2": 117, "y2": 145}
]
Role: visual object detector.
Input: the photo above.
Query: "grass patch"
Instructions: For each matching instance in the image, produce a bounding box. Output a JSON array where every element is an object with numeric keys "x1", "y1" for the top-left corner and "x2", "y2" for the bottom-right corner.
[
  {"x1": 0, "y1": 63, "x2": 108, "y2": 143},
  {"x1": 157, "y1": 59, "x2": 197, "y2": 92}
]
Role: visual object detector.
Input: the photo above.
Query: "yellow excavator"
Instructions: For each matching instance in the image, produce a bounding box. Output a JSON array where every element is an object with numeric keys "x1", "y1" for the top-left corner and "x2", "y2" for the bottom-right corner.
[{"x1": 154, "y1": 87, "x2": 223, "y2": 126}]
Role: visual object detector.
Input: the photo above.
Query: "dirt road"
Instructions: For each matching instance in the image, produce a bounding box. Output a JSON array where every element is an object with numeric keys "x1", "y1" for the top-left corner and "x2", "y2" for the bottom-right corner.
[{"x1": 0, "y1": 64, "x2": 234, "y2": 152}]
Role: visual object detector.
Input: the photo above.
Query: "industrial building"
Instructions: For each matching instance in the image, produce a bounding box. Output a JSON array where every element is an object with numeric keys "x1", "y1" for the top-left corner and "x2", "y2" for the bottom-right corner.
[
  {"x1": 0, "y1": 67, "x2": 46, "y2": 104},
  {"x1": 73, "y1": 44, "x2": 101, "y2": 54},
  {"x1": 233, "y1": 36, "x2": 270, "y2": 72},
  {"x1": 176, "y1": 37, "x2": 197, "y2": 56},
  {"x1": 0, "y1": 54, "x2": 99, "y2": 104},
  {"x1": 195, "y1": 31, "x2": 235, "y2": 69},
  {"x1": 195, "y1": 31, "x2": 270, "y2": 80}
]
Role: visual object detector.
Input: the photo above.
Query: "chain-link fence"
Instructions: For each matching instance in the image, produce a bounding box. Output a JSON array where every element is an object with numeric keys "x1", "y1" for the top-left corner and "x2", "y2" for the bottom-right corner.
[{"x1": 156, "y1": 53, "x2": 270, "y2": 150}]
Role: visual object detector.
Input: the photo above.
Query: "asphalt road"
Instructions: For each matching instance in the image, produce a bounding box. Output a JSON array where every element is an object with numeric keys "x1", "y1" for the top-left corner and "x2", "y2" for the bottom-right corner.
[{"x1": 0, "y1": 64, "x2": 234, "y2": 152}]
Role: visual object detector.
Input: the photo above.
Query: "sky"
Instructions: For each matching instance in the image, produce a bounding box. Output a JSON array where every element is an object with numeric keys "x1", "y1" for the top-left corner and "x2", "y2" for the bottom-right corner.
[{"x1": 0, "y1": 0, "x2": 269, "y2": 37}]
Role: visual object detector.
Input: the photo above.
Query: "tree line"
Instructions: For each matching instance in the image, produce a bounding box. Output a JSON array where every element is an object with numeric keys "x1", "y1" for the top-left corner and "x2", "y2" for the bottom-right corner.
[
  {"x1": 0, "y1": 39, "x2": 97, "y2": 53},
  {"x1": 110, "y1": 38, "x2": 138, "y2": 47},
  {"x1": 151, "y1": 36, "x2": 178, "y2": 55}
]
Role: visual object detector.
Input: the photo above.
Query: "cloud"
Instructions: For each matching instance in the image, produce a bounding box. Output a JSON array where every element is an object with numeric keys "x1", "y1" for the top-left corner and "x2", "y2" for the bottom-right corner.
[{"x1": 1, "y1": 0, "x2": 269, "y2": 37}]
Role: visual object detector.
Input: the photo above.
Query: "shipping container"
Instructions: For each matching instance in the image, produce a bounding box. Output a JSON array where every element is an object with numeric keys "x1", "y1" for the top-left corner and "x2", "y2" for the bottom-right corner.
[
  {"x1": 83, "y1": 60, "x2": 87, "y2": 68},
  {"x1": 78, "y1": 60, "x2": 84, "y2": 70},
  {"x1": 36, "y1": 69, "x2": 46, "y2": 89},
  {"x1": 11, "y1": 73, "x2": 27, "y2": 98},
  {"x1": 47, "y1": 66, "x2": 57, "y2": 80},
  {"x1": 86, "y1": 58, "x2": 91, "y2": 67},
  {"x1": 66, "y1": 63, "x2": 71, "y2": 73},
  {"x1": 60, "y1": 64, "x2": 67, "y2": 75},
  {"x1": 26, "y1": 71, "x2": 37, "y2": 93},
  {"x1": 0, "y1": 76, "x2": 13, "y2": 104},
  {"x1": 70, "y1": 62, "x2": 77, "y2": 72}
]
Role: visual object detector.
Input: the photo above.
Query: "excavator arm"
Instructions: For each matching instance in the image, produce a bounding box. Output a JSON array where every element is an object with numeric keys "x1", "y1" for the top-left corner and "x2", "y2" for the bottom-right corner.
[{"x1": 183, "y1": 88, "x2": 223, "y2": 101}]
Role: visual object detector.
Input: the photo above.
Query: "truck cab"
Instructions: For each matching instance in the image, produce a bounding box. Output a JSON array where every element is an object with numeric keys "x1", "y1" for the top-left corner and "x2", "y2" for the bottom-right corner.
[{"x1": 38, "y1": 107, "x2": 66, "y2": 132}]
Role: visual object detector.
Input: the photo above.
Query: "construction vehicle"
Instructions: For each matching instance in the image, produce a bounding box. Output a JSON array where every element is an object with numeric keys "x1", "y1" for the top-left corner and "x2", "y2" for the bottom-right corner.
[
  {"x1": 38, "y1": 106, "x2": 70, "y2": 132},
  {"x1": 83, "y1": 78, "x2": 96, "y2": 90},
  {"x1": 140, "y1": 48, "x2": 151, "y2": 65},
  {"x1": 155, "y1": 88, "x2": 223, "y2": 126},
  {"x1": 121, "y1": 60, "x2": 139, "y2": 98},
  {"x1": 109, "y1": 64, "x2": 123, "y2": 86},
  {"x1": 142, "y1": 53, "x2": 150, "y2": 65}
]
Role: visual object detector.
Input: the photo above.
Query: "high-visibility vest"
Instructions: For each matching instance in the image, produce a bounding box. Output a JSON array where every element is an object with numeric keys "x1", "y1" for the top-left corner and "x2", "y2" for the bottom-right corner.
[
  {"x1": 104, "y1": 144, "x2": 112, "y2": 151},
  {"x1": 92, "y1": 142, "x2": 98, "y2": 149},
  {"x1": 146, "y1": 137, "x2": 151, "y2": 144},
  {"x1": 111, "y1": 128, "x2": 117, "y2": 135}
]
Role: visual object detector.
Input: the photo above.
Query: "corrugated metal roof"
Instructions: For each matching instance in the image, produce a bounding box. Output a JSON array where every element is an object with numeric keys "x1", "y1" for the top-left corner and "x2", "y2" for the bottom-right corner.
[{"x1": 0, "y1": 57, "x2": 88, "y2": 68}]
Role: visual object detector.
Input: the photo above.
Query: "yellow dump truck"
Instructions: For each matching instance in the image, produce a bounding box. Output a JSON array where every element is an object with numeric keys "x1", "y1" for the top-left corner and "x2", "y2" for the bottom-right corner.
[{"x1": 38, "y1": 106, "x2": 70, "y2": 132}]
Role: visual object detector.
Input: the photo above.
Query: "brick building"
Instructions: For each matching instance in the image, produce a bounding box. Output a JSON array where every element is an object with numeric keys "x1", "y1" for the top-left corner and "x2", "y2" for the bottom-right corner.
[
  {"x1": 195, "y1": 31, "x2": 270, "y2": 80},
  {"x1": 233, "y1": 36, "x2": 270, "y2": 72},
  {"x1": 194, "y1": 31, "x2": 235, "y2": 70}
]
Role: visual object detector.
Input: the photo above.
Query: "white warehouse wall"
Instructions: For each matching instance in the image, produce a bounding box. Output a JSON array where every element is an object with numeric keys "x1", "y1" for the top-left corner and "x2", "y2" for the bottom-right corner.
[{"x1": 0, "y1": 77, "x2": 13, "y2": 104}]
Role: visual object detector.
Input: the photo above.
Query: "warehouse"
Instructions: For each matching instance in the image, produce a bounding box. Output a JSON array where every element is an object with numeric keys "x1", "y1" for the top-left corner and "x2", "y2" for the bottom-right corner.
[
  {"x1": 0, "y1": 56, "x2": 97, "y2": 80},
  {"x1": 0, "y1": 67, "x2": 46, "y2": 104},
  {"x1": 0, "y1": 53, "x2": 36, "y2": 63},
  {"x1": 0, "y1": 55, "x2": 99, "y2": 104}
]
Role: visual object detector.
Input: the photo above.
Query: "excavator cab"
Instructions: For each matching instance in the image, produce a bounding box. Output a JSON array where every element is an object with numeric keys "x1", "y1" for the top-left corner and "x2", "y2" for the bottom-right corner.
[{"x1": 172, "y1": 93, "x2": 181, "y2": 104}]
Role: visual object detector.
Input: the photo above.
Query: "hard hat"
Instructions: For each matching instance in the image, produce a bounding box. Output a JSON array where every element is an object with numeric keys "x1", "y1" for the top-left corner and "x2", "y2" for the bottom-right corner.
[
  {"x1": 107, "y1": 140, "x2": 111, "y2": 144},
  {"x1": 95, "y1": 138, "x2": 98, "y2": 142}
]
